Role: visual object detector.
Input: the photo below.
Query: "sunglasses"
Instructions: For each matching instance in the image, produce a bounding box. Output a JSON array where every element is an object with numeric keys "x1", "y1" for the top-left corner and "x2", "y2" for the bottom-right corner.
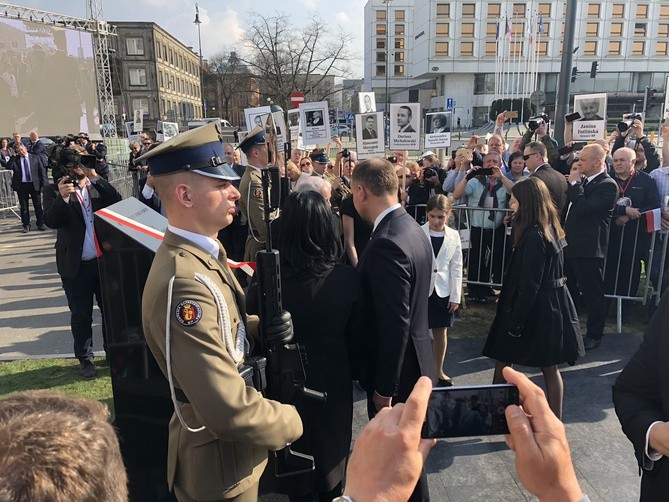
[
  {"x1": 300, "y1": 162, "x2": 312, "y2": 167},
  {"x1": 522, "y1": 152, "x2": 538, "y2": 161}
]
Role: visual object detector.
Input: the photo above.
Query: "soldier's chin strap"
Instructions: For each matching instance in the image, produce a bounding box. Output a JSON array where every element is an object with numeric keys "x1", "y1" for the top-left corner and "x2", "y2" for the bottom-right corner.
[{"x1": 165, "y1": 273, "x2": 249, "y2": 433}]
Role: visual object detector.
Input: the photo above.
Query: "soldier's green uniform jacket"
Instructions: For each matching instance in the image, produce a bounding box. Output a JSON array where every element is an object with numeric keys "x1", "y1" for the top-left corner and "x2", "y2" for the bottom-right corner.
[
  {"x1": 142, "y1": 230, "x2": 302, "y2": 500},
  {"x1": 238, "y1": 165, "x2": 277, "y2": 262}
]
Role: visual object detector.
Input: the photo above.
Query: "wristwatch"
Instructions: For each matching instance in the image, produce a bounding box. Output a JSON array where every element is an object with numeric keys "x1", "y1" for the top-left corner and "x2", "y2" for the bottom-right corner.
[{"x1": 332, "y1": 496, "x2": 355, "y2": 502}]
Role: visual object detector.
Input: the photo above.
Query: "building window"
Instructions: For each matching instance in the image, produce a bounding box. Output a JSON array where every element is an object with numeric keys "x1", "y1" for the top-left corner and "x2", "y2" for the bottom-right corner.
[
  {"x1": 395, "y1": 24, "x2": 405, "y2": 36},
  {"x1": 462, "y1": 23, "x2": 475, "y2": 37},
  {"x1": 436, "y1": 23, "x2": 449, "y2": 36},
  {"x1": 608, "y1": 41, "x2": 621, "y2": 55},
  {"x1": 376, "y1": 10, "x2": 386, "y2": 22},
  {"x1": 610, "y1": 23, "x2": 623, "y2": 37},
  {"x1": 537, "y1": 41, "x2": 548, "y2": 55},
  {"x1": 155, "y1": 42, "x2": 161, "y2": 59},
  {"x1": 586, "y1": 22, "x2": 599, "y2": 37},
  {"x1": 584, "y1": 41, "x2": 597, "y2": 55},
  {"x1": 513, "y1": 3, "x2": 525, "y2": 17},
  {"x1": 484, "y1": 41, "x2": 497, "y2": 56},
  {"x1": 632, "y1": 41, "x2": 645, "y2": 55},
  {"x1": 163, "y1": 45, "x2": 167, "y2": 60},
  {"x1": 395, "y1": 10, "x2": 405, "y2": 21},
  {"x1": 487, "y1": 4, "x2": 501, "y2": 17},
  {"x1": 657, "y1": 41, "x2": 669, "y2": 55},
  {"x1": 538, "y1": 3, "x2": 551, "y2": 16},
  {"x1": 512, "y1": 22, "x2": 525, "y2": 35},
  {"x1": 436, "y1": 3, "x2": 450, "y2": 18},
  {"x1": 661, "y1": 5, "x2": 669, "y2": 19},
  {"x1": 126, "y1": 37, "x2": 144, "y2": 56},
  {"x1": 636, "y1": 4, "x2": 648, "y2": 18},
  {"x1": 377, "y1": 39, "x2": 386, "y2": 49},
  {"x1": 394, "y1": 65, "x2": 404, "y2": 76},
  {"x1": 659, "y1": 24, "x2": 669, "y2": 38},
  {"x1": 376, "y1": 24, "x2": 386, "y2": 36},
  {"x1": 435, "y1": 41, "x2": 449, "y2": 55},
  {"x1": 376, "y1": 52, "x2": 386, "y2": 63},
  {"x1": 634, "y1": 23, "x2": 647, "y2": 37},
  {"x1": 395, "y1": 38, "x2": 405, "y2": 49},
  {"x1": 169, "y1": 49, "x2": 173, "y2": 64},
  {"x1": 129, "y1": 68, "x2": 147, "y2": 86},
  {"x1": 510, "y1": 41, "x2": 524, "y2": 56},
  {"x1": 474, "y1": 74, "x2": 495, "y2": 94},
  {"x1": 462, "y1": 4, "x2": 475, "y2": 18},
  {"x1": 394, "y1": 52, "x2": 405, "y2": 62},
  {"x1": 460, "y1": 41, "x2": 474, "y2": 56},
  {"x1": 541, "y1": 22, "x2": 550, "y2": 35},
  {"x1": 132, "y1": 98, "x2": 149, "y2": 114},
  {"x1": 587, "y1": 4, "x2": 600, "y2": 18},
  {"x1": 486, "y1": 23, "x2": 497, "y2": 37},
  {"x1": 159, "y1": 71, "x2": 163, "y2": 87},
  {"x1": 612, "y1": 4, "x2": 625, "y2": 18}
]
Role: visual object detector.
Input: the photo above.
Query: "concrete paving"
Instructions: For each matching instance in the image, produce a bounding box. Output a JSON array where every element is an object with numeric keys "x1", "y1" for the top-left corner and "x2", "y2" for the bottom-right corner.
[{"x1": 0, "y1": 213, "x2": 643, "y2": 501}]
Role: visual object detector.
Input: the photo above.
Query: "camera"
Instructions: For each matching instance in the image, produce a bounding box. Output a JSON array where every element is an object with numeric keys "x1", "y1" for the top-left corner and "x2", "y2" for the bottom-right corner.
[
  {"x1": 565, "y1": 111, "x2": 581, "y2": 122},
  {"x1": 342, "y1": 148, "x2": 350, "y2": 158},
  {"x1": 423, "y1": 167, "x2": 437, "y2": 179},
  {"x1": 618, "y1": 113, "x2": 643, "y2": 133},
  {"x1": 528, "y1": 113, "x2": 550, "y2": 132},
  {"x1": 80, "y1": 154, "x2": 97, "y2": 170}
]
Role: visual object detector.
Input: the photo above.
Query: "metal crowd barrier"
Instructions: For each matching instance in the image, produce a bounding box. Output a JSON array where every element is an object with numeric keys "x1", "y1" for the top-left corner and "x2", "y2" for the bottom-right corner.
[
  {"x1": 405, "y1": 203, "x2": 668, "y2": 334},
  {"x1": 0, "y1": 169, "x2": 19, "y2": 219},
  {"x1": 107, "y1": 162, "x2": 135, "y2": 199}
]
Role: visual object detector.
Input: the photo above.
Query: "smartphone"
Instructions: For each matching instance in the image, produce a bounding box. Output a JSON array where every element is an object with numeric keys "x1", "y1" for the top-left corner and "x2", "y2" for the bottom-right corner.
[
  {"x1": 565, "y1": 111, "x2": 581, "y2": 122},
  {"x1": 80, "y1": 154, "x2": 97, "y2": 170},
  {"x1": 451, "y1": 149, "x2": 458, "y2": 160},
  {"x1": 421, "y1": 384, "x2": 520, "y2": 439},
  {"x1": 506, "y1": 111, "x2": 519, "y2": 119},
  {"x1": 477, "y1": 167, "x2": 494, "y2": 176},
  {"x1": 573, "y1": 141, "x2": 587, "y2": 151}
]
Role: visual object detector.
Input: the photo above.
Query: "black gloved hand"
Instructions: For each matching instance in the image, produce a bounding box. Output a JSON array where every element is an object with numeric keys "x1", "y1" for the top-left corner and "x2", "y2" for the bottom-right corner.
[{"x1": 265, "y1": 310, "x2": 293, "y2": 345}]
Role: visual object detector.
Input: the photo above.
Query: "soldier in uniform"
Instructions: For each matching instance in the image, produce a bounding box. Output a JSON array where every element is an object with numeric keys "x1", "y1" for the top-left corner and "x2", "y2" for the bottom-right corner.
[
  {"x1": 309, "y1": 150, "x2": 350, "y2": 211},
  {"x1": 237, "y1": 126, "x2": 274, "y2": 263},
  {"x1": 138, "y1": 123, "x2": 303, "y2": 502}
]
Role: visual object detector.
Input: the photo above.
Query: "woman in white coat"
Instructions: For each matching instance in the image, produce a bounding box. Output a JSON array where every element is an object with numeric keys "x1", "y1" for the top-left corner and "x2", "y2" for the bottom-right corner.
[{"x1": 422, "y1": 194, "x2": 463, "y2": 386}]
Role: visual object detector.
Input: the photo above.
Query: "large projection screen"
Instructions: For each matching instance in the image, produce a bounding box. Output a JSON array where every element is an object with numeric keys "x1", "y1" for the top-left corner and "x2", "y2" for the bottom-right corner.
[{"x1": 0, "y1": 18, "x2": 100, "y2": 136}]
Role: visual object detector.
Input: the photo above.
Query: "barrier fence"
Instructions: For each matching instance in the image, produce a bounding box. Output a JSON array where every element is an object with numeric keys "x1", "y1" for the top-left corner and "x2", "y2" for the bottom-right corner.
[
  {"x1": 407, "y1": 203, "x2": 668, "y2": 333},
  {"x1": 0, "y1": 169, "x2": 19, "y2": 219}
]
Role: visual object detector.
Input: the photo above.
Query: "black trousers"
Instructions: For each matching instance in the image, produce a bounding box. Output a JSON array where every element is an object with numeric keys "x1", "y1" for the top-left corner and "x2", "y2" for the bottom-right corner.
[
  {"x1": 565, "y1": 256, "x2": 606, "y2": 338},
  {"x1": 61, "y1": 260, "x2": 106, "y2": 363},
  {"x1": 16, "y1": 182, "x2": 43, "y2": 227}
]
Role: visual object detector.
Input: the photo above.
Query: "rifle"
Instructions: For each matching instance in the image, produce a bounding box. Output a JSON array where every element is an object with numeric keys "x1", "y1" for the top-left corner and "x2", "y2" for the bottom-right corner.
[{"x1": 255, "y1": 113, "x2": 326, "y2": 478}]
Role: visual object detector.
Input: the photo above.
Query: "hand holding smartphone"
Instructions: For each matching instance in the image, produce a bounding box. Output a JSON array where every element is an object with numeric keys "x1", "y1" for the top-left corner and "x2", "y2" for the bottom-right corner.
[{"x1": 421, "y1": 384, "x2": 520, "y2": 438}]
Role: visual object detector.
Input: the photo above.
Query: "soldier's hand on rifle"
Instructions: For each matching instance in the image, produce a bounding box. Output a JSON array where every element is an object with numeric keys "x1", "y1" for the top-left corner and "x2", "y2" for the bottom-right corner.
[{"x1": 266, "y1": 310, "x2": 294, "y2": 345}]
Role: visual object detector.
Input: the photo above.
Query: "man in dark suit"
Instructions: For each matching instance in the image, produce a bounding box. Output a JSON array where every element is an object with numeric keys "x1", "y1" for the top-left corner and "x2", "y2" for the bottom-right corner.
[
  {"x1": 523, "y1": 141, "x2": 568, "y2": 213},
  {"x1": 43, "y1": 151, "x2": 122, "y2": 378},
  {"x1": 352, "y1": 157, "x2": 436, "y2": 501},
  {"x1": 10, "y1": 143, "x2": 47, "y2": 232},
  {"x1": 563, "y1": 144, "x2": 618, "y2": 350},
  {"x1": 28, "y1": 132, "x2": 48, "y2": 167},
  {"x1": 138, "y1": 174, "x2": 164, "y2": 215},
  {"x1": 397, "y1": 106, "x2": 415, "y2": 133},
  {"x1": 218, "y1": 143, "x2": 248, "y2": 265},
  {"x1": 362, "y1": 115, "x2": 377, "y2": 139},
  {"x1": 86, "y1": 137, "x2": 109, "y2": 180},
  {"x1": 613, "y1": 291, "x2": 669, "y2": 502}
]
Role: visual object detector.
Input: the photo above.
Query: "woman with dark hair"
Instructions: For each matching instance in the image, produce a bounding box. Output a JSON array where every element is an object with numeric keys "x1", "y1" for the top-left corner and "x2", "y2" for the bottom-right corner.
[
  {"x1": 505, "y1": 150, "x2": 527, "y2": 183},
  {"x1": 483, "y1": 177, "x2": 584, "y2": 419},
  {"x1": 277, "y1": 190, "x2": 363, "y2": 502},
  {"x1": 0, "y1": 138, "x2": 14, "y2": 168}
]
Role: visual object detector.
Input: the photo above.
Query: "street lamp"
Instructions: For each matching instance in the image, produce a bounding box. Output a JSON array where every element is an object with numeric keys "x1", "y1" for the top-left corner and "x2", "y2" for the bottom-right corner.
[
  {"x1": 383, "y1": 0, "x2": 393, "y2": 146},
  {"x1": 194, "y1": 4, "x2": 205, "y2": 118}
]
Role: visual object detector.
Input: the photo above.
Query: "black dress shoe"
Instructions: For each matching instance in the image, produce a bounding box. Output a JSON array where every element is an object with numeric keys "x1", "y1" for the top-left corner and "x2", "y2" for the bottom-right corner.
[
  {"x1": 583, "y1": 335, "x2": 601, "y2": 351},
  {"x1": 79, "y1": 361, "x2": 96, "y2": 379},
  {"x1": 437, "y1": 378, "x2": 454, "y2": 387},
  {"x1": 22, "y1": 226, "x2": 29, "y2": 233},
  {"x1": 37, "y1": 225, "x2": 46, "y2": 231}
]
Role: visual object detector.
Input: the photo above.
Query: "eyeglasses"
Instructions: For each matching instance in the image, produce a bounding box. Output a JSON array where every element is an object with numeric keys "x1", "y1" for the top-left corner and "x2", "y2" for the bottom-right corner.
[
  {"x1": 300, "y1": 162, "x2": 312, "y2": 167},
  {"x1": 522, "y1": 152, "x2": 538, "y2": 161}
]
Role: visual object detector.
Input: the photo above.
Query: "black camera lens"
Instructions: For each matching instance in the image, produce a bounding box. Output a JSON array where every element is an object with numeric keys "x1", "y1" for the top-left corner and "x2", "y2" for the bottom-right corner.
[
  {"x1": 342, "y1": 148, "x2": 350, "y2": 158},
  {"x1": 424, "y1": 168, "x2": 437, "y2": 179}
]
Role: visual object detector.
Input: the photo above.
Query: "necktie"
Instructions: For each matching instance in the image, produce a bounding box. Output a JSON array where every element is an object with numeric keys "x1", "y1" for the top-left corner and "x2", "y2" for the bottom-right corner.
[
  {"x1": 22, "y1": 157, "x2": 31, "y2": 182},
  {"x1": 582, "y1": 178, "x2": 588, "y2": 188}
]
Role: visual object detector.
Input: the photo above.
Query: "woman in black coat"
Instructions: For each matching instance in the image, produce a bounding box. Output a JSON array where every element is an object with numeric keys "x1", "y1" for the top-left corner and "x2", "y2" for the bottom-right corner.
[
  {"x1": 483, "y1": 177, "x2": 584, "y2": 419},
  {"x1": 277, "y1": 191, "x2": 363, "y2": 502}
]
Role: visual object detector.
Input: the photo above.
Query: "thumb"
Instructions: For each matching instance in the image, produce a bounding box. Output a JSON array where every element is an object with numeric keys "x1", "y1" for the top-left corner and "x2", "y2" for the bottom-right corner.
[{"x1": 505, "y1": 405, "x2": 539, "y2": 459}]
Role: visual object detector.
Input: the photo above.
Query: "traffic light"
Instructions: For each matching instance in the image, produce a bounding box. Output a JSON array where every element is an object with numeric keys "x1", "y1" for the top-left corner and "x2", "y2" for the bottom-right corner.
[
  {"x1": 590, "y1": 61, "x2": 599, "y2": 79},
  {"x1": 570, "y1": 67, "x2": 578, "y2": 83}
]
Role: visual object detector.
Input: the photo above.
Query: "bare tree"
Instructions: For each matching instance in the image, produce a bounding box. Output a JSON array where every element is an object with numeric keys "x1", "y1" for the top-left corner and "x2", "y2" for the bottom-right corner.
[
  {"x1": 204, "y1": 49, "x2": 258, "y2": 123},
  {"x1": 240, "y1": 11, "x2": 354, "y2": 111}
]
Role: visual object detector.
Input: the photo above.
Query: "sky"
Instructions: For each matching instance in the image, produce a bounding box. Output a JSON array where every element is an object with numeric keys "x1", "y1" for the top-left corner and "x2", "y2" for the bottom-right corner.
[{"x1": 21, "y1": 0, "x2": 365, "y2": 77}]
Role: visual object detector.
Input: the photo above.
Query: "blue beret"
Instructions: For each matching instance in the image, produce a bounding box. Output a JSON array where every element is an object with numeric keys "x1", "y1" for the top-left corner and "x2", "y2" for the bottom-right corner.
[
  {"x1": 237, "y1": 126, "x2": 266, "y2": 154},
  {"x1": 135, "y1": 123, "x2": 238, "y2": 180},
  {"x1": 310, "y1": 151, "x2": 329, "y2": 164}
]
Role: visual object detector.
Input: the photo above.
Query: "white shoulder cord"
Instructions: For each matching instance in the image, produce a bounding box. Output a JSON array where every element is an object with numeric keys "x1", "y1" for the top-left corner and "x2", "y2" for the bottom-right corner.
[{"x1": 165, "y1": 274, "x2": 249, "y2": 433}]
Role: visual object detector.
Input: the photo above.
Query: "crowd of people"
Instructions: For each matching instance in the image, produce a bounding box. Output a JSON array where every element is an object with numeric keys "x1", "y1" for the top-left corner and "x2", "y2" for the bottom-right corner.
[{"x1": 2, "y1": 111, "x2": 668, "y2": 501}]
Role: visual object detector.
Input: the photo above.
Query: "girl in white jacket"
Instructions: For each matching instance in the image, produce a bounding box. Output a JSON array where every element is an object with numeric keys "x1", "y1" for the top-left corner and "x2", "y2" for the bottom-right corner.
[{"x1": 422, "y1": 195, "x2": 463, "y2": 386}]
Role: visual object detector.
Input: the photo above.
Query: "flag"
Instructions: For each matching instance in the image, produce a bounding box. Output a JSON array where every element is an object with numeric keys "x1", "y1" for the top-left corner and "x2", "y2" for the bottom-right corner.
[
  {"x1": 506, "y1": 17, "x2": 511, "y2": 38},
  {"x1": 526, "y1": 16, "x2": 533, "y2": 43},
  {"x1": 644, "y1": 208, "x2": 662, "y2": 233},
  {"x1": 539, "y1": 16, "x2": 544, "y2": 34},
  {"x1": 496, "y1": 19, "x2": 500, "y2": 40}
]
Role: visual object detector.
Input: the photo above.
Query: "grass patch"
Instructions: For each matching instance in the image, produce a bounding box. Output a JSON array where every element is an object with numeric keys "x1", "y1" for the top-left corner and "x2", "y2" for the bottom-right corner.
[{"x1": 0, "y1": 358, "x2": 114, "y2": 413}]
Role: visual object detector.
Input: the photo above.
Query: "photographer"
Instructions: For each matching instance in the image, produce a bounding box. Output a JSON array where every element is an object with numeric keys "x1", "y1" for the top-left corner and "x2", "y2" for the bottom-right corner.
[
  {"x1": 443, "y1": 148, "x2": 473, "y2": 204},
  {"x1": 611, "y1": 117, "x2": 660, "y2": 173},
  {"x1": 42, "y1": 151, "x2": 122, "y2": 379},
  {"x1": 519, "y1": 113, "x2": 559, "y2": 167}
]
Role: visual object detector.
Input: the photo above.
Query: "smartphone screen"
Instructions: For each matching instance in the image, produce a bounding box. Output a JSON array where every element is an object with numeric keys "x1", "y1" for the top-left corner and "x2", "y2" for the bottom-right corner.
[
  {"x1": 566, "y1": 112, "x2": 582, "y2": 122},
  {"x1": 422, "y1": 384, "x2": 519, "y2": 439}
]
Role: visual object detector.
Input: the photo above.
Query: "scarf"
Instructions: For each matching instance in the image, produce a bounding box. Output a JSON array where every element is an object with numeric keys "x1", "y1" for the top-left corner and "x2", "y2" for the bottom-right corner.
[{"x1": 476, "y1": 176, "x2": 502, "y2": 221}]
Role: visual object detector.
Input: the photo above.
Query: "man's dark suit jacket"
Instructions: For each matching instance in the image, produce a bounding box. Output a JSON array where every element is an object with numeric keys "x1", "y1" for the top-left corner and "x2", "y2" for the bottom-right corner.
[
  {"x1": 613, "y1": 292, "x2": 669, "y2": 502},
  {"x1": 43, "y1": 178, "x2": 122, "y2": 279},
  {"x1": 10, "y1": 153, "x2": 47, "y2": 192},
  {"x1": 28, "y1": 140, "x2": 48, "y2": 167},
  {"x1": 532, "y1": 163, "x2": 568, "y2": 214},
  {"x1": 398, "y1": 125, "x2": 415, "y2": 133},
  {"x1": 563, "y1": 171, "x2": 618, "y2": 259},
  {"x1": 362, "y1": 128, "x2": 377, "y2": 140},
  {"x1": 357, "y1": 206, "x2": 436, "y2": 401},
  {"x1": 137, "y1": 177, "x2": 162, "y2": 214}
]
